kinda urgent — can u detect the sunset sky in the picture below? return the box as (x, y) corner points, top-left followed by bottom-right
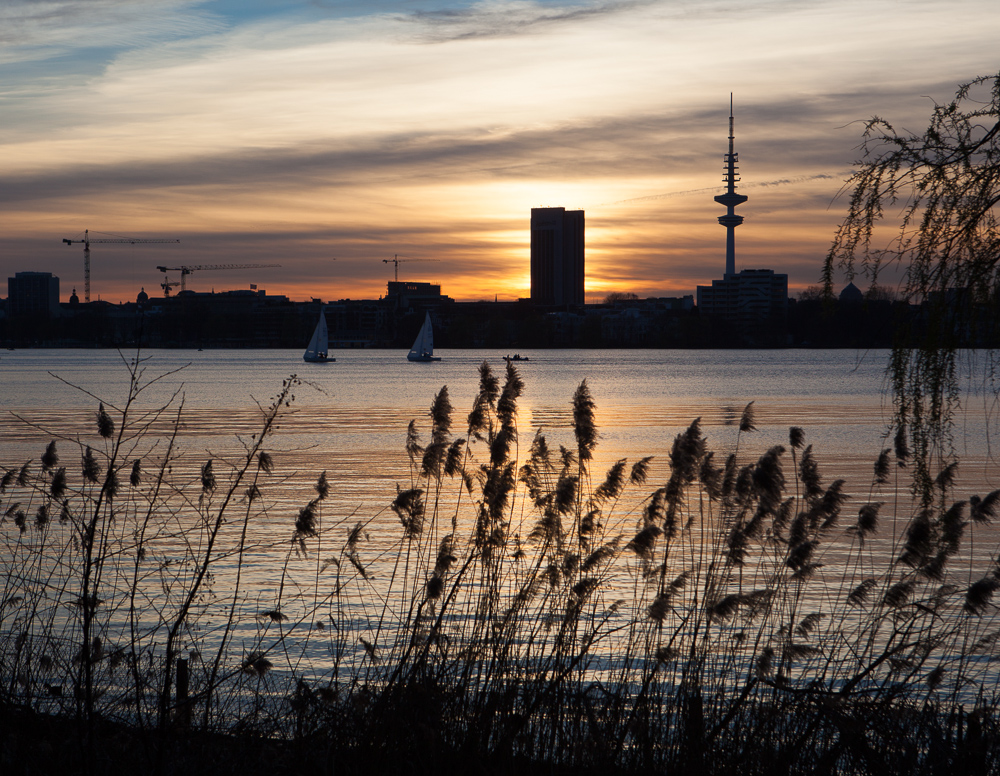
(2, 0), (997, 304)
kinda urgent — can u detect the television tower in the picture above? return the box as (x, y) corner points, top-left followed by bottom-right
(714, 95), (748, 278)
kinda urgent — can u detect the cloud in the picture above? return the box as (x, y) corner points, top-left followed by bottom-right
(0, 94), (858, 212)
(399, 0), (651, 42)
(602, 173), (844, 207)
(0, 1), (221, 59)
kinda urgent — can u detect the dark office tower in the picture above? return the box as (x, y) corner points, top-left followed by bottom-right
(530, 207), (585, 306)
(7, 271), (60, 317)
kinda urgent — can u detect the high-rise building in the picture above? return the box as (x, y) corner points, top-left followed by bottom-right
(697, 268), (788, 327)
(530, 207), (585, 306)
(7, 271), (60, 317)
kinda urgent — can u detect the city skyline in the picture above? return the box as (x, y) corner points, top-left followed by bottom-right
(1, 0), (997, 304)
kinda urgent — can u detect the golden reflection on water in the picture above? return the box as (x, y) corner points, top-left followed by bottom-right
(5, 387), (1000, 689)
(4, 377), (996, 521)
(2, 397), (984, 509)
(6, 396), (996, 567)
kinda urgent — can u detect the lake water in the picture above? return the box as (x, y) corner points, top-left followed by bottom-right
(3, 347), (999, 563)
(2, 347), (994, 490)
(0, 347), (903, 466)
(3, 347), (999, 706)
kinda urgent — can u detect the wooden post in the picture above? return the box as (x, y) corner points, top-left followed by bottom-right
(176, 657), (190, 727)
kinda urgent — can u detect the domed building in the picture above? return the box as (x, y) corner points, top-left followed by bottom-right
(839, 282), (863, 304)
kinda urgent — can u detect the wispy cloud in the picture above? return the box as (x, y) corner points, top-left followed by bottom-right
(0, 1), (222, 58)
(400, 0), (650, 42)
(603, 173), (843, 207)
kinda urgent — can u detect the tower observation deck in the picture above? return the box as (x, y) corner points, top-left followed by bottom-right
(714, 95), (748, 278)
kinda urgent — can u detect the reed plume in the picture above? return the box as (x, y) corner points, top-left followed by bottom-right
(874, 447), (891, 483)
(295, 500), (319, 538)
(315, 471), (329, 500)
(572, 380), (598, 462)
(50, 467), (67, 499)
(855, 502), (882, 539)
(41, 440), (59, 471)
(81, 446), (100, 483)
(392, 487), (426, 537)
(96, 403), (114, 438)
(970, 490), (1000, 523)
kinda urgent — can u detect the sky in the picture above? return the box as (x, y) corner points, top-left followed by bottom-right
(1, 0), (997, 304)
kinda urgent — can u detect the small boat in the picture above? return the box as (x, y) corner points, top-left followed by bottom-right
(407, 311), (441, 362)
(303, 307), (335, 363)
(504, 353), (529, 362)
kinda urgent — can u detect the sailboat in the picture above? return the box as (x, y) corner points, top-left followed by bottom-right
(407, 311), (440, 362)
(303, 307), (335, 363)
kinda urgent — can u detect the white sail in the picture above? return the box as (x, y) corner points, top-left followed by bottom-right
(407, 312), (440, 362)
(303, 308), (334, 362)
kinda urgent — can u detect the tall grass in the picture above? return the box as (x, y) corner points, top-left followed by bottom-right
(2, 357), (1000, 774)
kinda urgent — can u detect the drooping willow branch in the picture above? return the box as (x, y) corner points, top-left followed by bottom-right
(825, 72), (1000, 504)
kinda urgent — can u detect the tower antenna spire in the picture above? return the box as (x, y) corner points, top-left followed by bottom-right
(715, 93), (748, 277)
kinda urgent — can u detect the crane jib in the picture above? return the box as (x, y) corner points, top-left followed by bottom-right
(62, 230), (180, 303)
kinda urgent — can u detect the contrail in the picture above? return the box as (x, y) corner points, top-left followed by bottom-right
(600, 173), (841, 206)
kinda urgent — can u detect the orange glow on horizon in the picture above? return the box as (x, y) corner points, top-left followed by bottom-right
(3, 0), (995, 309)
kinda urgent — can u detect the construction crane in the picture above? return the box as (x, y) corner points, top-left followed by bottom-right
(160, 278), (181, 295)
(383, 255), (439, 281)
(156, 263), (281, 296)
(63, 229), (179, 303)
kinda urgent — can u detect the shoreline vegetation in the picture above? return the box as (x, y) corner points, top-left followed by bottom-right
(3, 356), (1000, 775)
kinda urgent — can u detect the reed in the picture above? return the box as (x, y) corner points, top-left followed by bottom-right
(2, 357), (1000, 775)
